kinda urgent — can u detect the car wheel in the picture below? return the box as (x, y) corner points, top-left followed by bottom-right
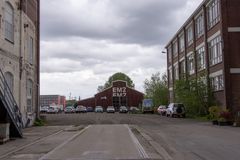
(182, 114), (186, 118)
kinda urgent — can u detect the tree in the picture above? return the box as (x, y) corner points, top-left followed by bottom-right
(174, 76), (216, 116)
(144, 72), (169, 106)
(104, 72), (135, 88)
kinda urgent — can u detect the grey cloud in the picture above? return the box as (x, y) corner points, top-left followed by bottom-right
(41, 0), (202, 46)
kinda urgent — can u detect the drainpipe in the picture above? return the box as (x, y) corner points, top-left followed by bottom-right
(19, 0), (23, 114)
(36, 0), (40, 119)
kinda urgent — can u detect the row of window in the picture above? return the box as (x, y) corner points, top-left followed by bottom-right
(169, 34), (223, 90)
(2, 2), (34, 64)
(168, 0), (220, 62)
(4, 72), (33, 113)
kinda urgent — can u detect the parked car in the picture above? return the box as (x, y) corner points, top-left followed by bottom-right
(119, 106), (128, 113)
(76, 105), (87, 113)
(129, 106), (140, 114)
(166, 103), (186, 118)
(40, 106), (49, 113)
(47, 106), (59, 114)
(106, 106), (115, 113)
(87, 107), (94, 112)
(95, 106), (103, 113)
(157, 105), (167, 116)
(64, 106), (75, 113)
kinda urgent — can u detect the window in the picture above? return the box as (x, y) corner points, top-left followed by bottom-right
(209, 35), (222, 66)
(179, 34), (185, 52)
(187, 26), (193, 46)
(168, 69), (173, 83)
(211, 74), (224, 91)
(207, 0), (220, 29)
(173, 41), (178, 57)
(195, 14), (204, 38)
(4, 72), (14, 92)
(179, 60), (185, 78)
(197, 46), (205, 71)
(28, 36), (34, 64)
(27, 79), (33, 113)
(187, 53), (195, 75)
(173, 64), (179, 80)
(167, 46), (172, 62)
(4, 2), (14, 42)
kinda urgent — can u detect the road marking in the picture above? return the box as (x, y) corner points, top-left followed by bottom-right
(0, 129), (64, 159)
(39, 125), (90, 160)
(125, 125), (149, 159)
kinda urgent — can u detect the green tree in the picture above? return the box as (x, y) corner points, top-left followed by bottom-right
(104, 72), (135, 88)
(174, 76), (215, 116)
(144, 72), (169, 106)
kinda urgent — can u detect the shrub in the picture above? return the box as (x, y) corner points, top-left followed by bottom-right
(34, 118), (46, 126)
(208, 106), (221, 120)
(218, 109), (233, 122)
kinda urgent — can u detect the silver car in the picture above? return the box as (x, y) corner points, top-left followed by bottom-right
(106, 106), (115, 113)
(76, 105), (87, 113)
(64, 106), (75, 113)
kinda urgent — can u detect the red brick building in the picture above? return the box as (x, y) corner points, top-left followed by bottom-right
(78, 80), (144, 111)
(165, 0), (240, 112)
(40, 95), (66, 108)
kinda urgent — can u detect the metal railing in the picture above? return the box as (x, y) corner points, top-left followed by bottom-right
(0, 69), (23, 137)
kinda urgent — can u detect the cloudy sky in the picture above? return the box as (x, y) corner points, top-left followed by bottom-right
(40, 0), (203, 100)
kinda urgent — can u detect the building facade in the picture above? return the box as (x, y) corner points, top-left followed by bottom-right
(78, 80), (144, 111)
(0, 0), (40, 127)
(165, 0), (240, 112)
(40, 95), (66, 109)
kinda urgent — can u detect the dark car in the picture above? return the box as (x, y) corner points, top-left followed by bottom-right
(166, 103), (186, 118)
(87, 107), (94, 112)
(119, 106), (128, 113)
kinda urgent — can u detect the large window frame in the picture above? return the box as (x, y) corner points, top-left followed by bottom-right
(187, 53), (195, 75)
(167, 46), (172, 63)
(28, 36), (34, 64)
(195, 13), (204, 38)
(209, 35), (222, 66)
(27, 79), (33, 113)
(197, 46), (206, 71)
(4, 2), (14, 42)
(187, 26), (193, 46)
(211, 74), (224, 91)
(179, 34), (185, 53)
(207, 0), (220, 29)
(173, 41), (178, 57)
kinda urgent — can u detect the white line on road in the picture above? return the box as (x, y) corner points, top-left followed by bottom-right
(38, 125), (91, 160)
(125, 125), (149, 159)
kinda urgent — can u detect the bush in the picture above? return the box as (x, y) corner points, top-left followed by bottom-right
(34, 118), (46, 126)
(208, 106), (221, 120)
(218, 109), (233, 122)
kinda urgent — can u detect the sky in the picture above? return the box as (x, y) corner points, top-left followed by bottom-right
(40, 0), (203, 100)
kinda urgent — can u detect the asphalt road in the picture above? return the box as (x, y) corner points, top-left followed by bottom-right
(40, 125), (148, 160)
(43, 113), (240, 160)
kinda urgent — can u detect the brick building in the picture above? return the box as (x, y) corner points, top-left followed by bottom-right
(0, 0), (40, 131)
(78, 80), (144, 111)
(165, 0), (240, 112)
(40, 95), (66, 108)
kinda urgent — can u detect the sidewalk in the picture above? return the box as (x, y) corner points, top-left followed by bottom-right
(0, 126), (68, 159)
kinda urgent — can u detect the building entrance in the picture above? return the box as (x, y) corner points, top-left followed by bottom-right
(112, 97), (127, 111)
